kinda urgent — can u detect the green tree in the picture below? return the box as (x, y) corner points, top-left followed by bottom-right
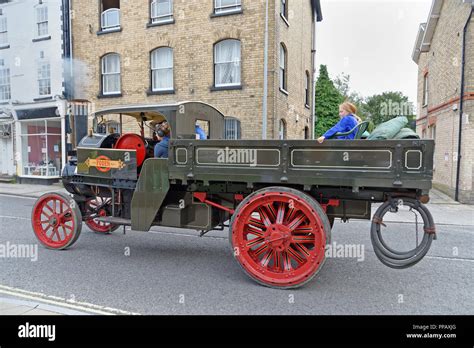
(364, 92), (416, 128)
(334, 73), (368, 120)
(314, 65), (344, 137)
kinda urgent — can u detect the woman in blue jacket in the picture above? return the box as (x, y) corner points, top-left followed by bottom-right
(317, 102), (361, 143)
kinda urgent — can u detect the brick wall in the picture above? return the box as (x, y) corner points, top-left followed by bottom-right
(416, 0), (474, 203)
(71, 0), (315, 140)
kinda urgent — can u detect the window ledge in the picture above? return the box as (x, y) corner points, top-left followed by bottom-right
(0, 101), (10, 105)
(210, 85), (243, 92)
(280, 13), (290, 27)
(33, 96), (53, 101)
(279, 88), (289, 96)
(32, 36), (51, 43)
(0, 44), (10, 50)
(97, 27), (122, 36)
(147, 19), (175, 28)
(97, 93), (123, 99)
(210, 9), (243, 18)
(147, 89), (175, 96)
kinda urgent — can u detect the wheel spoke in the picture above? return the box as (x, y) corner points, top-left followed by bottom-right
(273, 251), (282, 271)
(276, 203), (286, 224)
(284, 207), (297, 225)
(287, 213), (307, 231)
(293, 225), (314, 234)
(253, 243), (269, 257)
(249, 217), (265, 229)
(264, 203), (277, 222)
(292, 235), (315, 244)
(282, 251), (292, 271)
(245, 225), (265, 237)
(260, 250), (273, 267)
(258, 207), (272, 227)
(293, 243), (311, 257)
(288, 246), (306, 264)
(247, 237), (265, 248)
(44, 204), (54, 214)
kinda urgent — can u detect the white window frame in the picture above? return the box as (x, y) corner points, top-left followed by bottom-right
(151, 0), (173, 24)
(36, 6), (49, 38)
(0, 65), (11, 102)
(0, 16), (8, 47)
(101, 8), (121, 31)
(151, 47), (174, 92)
(279, 44), (287, 92)
(101, 54), (121, 95)
(214, 39), (241, 88)
(214, 0), (242, 15)
(422, 73), (428, 107)
(281, 0), (288, 19)
(37, 60), (51, 97)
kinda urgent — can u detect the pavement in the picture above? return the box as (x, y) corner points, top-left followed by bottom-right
(0, 182), (472, 316)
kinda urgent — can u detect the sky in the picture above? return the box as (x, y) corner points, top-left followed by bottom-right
(316, 0), (433, 104)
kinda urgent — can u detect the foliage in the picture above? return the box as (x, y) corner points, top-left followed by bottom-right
(314, 65), (345, 137)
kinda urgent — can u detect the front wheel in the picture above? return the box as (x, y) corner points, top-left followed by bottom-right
(229, 187), (331, 289)
(31, 192), (82, 250)
(85, 197), (120, 234)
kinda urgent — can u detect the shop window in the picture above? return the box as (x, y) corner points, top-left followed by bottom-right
(20, 119), (62, 178)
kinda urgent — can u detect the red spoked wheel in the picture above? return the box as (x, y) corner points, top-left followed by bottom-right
(31, 192), (82, 250)
(230, 187), (331, 289)
(85, 197), (119, 234)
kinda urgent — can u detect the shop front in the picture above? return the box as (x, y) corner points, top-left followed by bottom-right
(15, 106), (66, 184)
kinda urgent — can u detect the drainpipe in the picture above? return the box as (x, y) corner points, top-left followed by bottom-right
(262, 0), (269, 140)
(311, 11), (317, 140)
(455, 6), (474, 202)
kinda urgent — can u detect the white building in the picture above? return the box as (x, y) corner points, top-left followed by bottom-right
(0, 0), (71, 183)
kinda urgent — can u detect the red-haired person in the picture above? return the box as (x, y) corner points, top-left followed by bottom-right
(317, 102), (362, 143)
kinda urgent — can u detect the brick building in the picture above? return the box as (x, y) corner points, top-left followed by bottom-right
(413, 0), (474, 204)
(70, 0), (323, 140)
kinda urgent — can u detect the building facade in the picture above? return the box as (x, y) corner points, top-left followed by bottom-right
(70, 0), (323, 140)
(0, 0), (71, 183)
(413, 0), (474, 204)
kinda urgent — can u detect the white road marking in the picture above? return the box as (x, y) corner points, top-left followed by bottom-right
(0, 194), (37, 200)
(0, 285), (141, 316)
(425, 255), (474, 263)
(0, 216), (30, 221)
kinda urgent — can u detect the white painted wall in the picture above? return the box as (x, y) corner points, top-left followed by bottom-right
(0, 0), (65, 103)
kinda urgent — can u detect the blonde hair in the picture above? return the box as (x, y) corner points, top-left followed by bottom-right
(340, 101), (362, 123)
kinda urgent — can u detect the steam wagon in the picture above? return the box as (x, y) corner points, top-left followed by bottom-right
(31, 102), (436, 289)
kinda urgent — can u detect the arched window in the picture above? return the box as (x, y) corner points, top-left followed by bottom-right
(279, 119), (287, 140)
(151, 47), (174, 92)
(279, 43), (287, 92)
(100, 0), (121, 31)
(214, 39), (241, 88)
(101, 53), (121, 95)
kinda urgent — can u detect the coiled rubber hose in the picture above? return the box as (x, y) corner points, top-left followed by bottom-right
(371, 198), (436, 269)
